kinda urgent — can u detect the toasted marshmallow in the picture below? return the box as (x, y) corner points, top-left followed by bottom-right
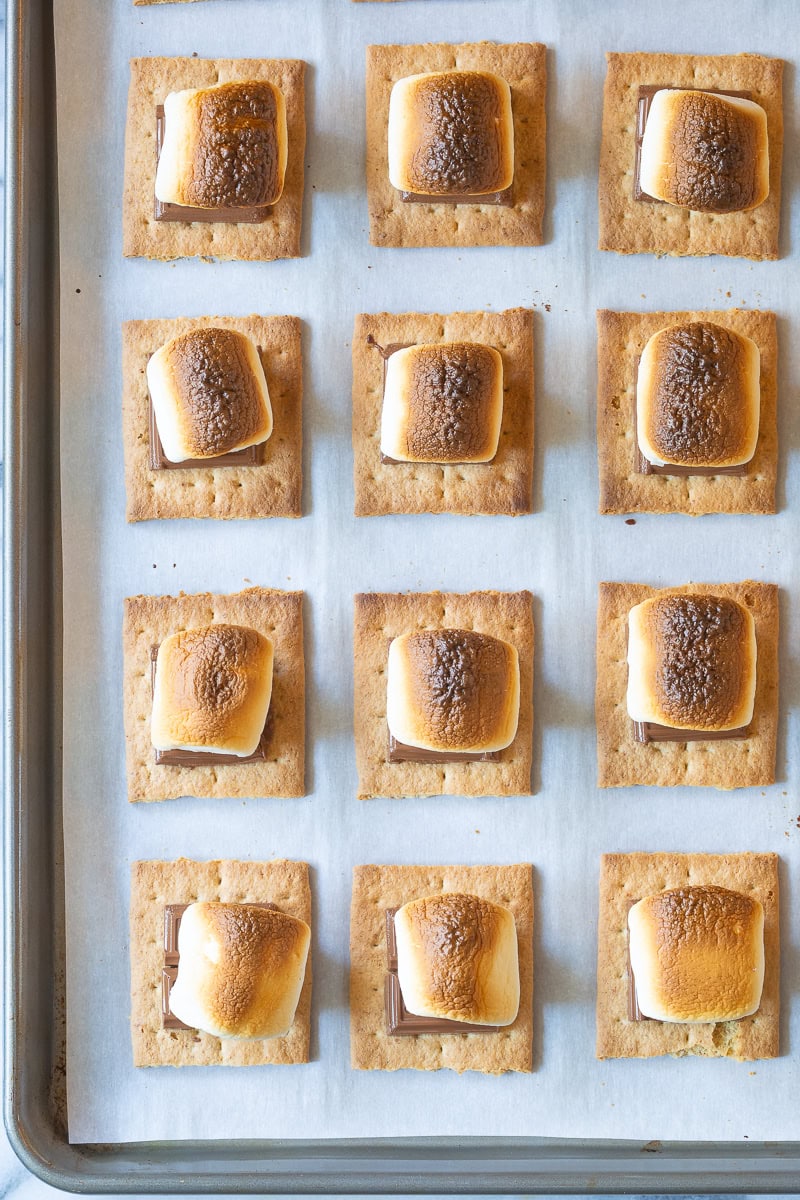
(151, 624), (273, 756)
(395, 892), (519, 1025)
(627, 594), (756, 731)
(639, 89), (769, 213)
(147, 328), (273, 463)
(637, 322), (760, 468)
(387, 629), (519, 753)
(388, 70), (514, 196)
(155, 80), (288, 209)
(169, 902), (310, 1039)
(380, 342), (503, 463)
(629, 886), (764, 1023)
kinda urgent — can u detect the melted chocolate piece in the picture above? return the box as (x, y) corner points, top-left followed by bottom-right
(148, 397), (265, 471)
(388, 732), (499, 764)
(401, 187), (512, 207)
(149, 644), (270, 766)
(633, 719), (751, 745)
(154, 106), (274, 224)
(384, 907), (500, 1036)
(367, 336), (497, 467)
(634, 85), (752, 204)
(162, 901), (276, 1030)
(632, 351), (753, 477)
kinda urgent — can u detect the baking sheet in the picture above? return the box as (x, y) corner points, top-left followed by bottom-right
(57, 0), (800, 1145)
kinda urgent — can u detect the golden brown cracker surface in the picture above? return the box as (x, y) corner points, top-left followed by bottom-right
(597, 309), (777, 515)
(353, 308), (534, 515)
(596, 851), (779, 1060)
(130, 858), (311, 1066)
(354, 591), (533, 798)
(599, 52), (783, 259)
(123, 58), (305, 261)
(596, 581), (778, 789)
(123, 588), (305, 801)
(350, 862), (533, 1072)
(366, 42), (546, 248)
(123, 314), (303, 522)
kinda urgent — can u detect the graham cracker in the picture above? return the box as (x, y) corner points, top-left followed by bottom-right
(350, 862), (533, 1072)
(354, 591), (533, 798)
(596, 851), (779, 1060)
(599, 52), (783, 259)
(353, 309), (534, 516)
(130, 858), (311, 1067)
(122, 315), (303, 522)
(123, 58), (306, 261)
(123, 587), (305, 801)
(597, 309), (777, 515)
(366, 42), (546, 248)
(596, 581), (778, 789)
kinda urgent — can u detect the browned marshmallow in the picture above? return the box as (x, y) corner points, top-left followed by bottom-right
(637, 322), (760, 468)
(386, 629), (519, 753)
(639, 89), (769, 213)
(628, 886), (764, 1022)
(394, 892), (519, 1025)
(151, 624), (274, 756)
(627, 594), (756, 731)
(388, 70), (514, 196)
(155, 80), (288, 209)
(169, 902), (310, 1039)
(381, 342), (503, 463)
(147, 328), (273, 462)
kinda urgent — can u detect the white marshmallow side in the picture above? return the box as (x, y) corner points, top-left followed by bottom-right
(154, 89), (197, 205)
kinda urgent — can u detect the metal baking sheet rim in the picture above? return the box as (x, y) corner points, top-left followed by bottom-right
(4, 0), (800, 1192)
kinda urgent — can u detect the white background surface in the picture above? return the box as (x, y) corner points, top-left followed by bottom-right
(47, 0), (800, 1161)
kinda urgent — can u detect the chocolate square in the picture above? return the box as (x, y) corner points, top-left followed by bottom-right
(147, 393), (265, 471)
(387, 731), (499, 765)
(400, 186), (513, 207)
(383, 907), (500, 1036)
(633, 86), (752, 203)
(154, 106), (273, 225)
(149, 644), (271, 766)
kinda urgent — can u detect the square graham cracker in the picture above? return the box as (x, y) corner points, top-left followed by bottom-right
(596, 581), (778, 790)
(130, 858), (312, 1066)
(596, 851), (779, 1060)
(353, 308), (534, 516)
(354, 590), (533, 798)
(123, 58), (306, 261)
(598, 52), (783, 259)
(122, 315), (303, 521)
(597, 309), (777, 515)
(123, 587), (305, 802)
(350, 862), (533, 1072)
(366, 42), (546, 248)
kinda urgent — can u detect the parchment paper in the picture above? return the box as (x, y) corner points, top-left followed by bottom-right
(57, 0), (800, 1144)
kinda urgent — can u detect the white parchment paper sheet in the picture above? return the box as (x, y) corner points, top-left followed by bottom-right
(57, 0), (800, 1145)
